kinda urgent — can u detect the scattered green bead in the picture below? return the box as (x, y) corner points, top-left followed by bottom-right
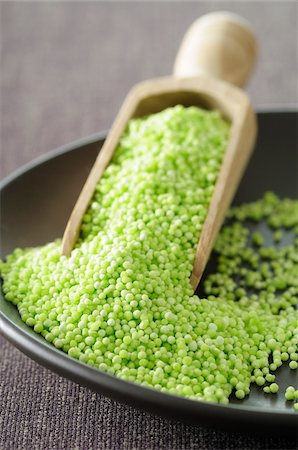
(289, 361), (298, 370)
(285, 386), (296, 401)
(252, 232), (264, 247)
(269, 383), (279, 394)
(256, 376), (266, 386)
(235, 389), (245, 400)
(265, 374), (275, 383)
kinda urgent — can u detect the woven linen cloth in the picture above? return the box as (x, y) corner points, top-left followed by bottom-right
(1, 336), (297, 450)
(1, 2), (297, 449)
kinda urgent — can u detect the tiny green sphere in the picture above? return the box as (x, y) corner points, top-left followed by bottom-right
(265, 374), (275, 383)
(289, 361), (298, 370)
(235, 390), (245, 400)
(68, 347), (80, 358)
(285, 386), (295, 401)
(34, 323), (43, 333)
(256, 376), (265, 387)
(269, 383), (279, 394)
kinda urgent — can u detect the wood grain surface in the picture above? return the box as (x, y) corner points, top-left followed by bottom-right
(1, 1), (297, 179)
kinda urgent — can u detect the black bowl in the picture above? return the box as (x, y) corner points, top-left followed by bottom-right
(1, 111), (297, 434)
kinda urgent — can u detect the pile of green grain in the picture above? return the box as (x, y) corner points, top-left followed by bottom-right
(1, 106), (297, 407)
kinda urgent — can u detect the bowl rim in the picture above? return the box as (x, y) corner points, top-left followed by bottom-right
(1, 108), (297, 189)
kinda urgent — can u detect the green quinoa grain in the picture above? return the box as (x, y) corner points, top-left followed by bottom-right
(289, 361), (298, 370)
(252, 232), (264, 247)
(256, 376), (266, 386)
(269, 383), (279, 394)
(285, 386), (296, 401)
(0, 106), (297, 406)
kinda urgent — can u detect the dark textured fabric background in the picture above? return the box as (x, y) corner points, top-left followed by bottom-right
(0, 1), (297, 449)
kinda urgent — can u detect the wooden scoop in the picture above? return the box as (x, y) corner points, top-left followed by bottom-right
(62, 12), (257, 291)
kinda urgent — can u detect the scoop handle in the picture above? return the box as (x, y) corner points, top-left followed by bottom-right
(173, 12), (257, 88)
